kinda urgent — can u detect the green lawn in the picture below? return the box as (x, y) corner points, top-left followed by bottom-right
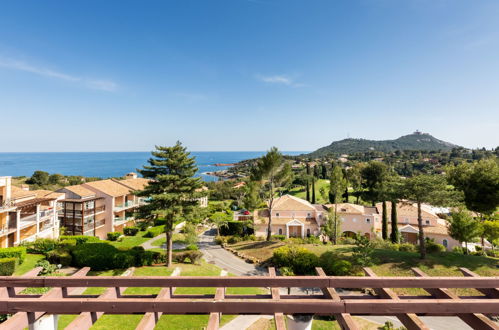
(108, 231), (151, 249)
(151, 233), (186, 247)
(288, 179), (330, 204)
(14, 254), (45, 275)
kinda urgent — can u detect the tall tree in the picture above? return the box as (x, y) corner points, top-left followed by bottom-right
(251, 147), (292, 241)
(136, 142), (205, 267)
(321, 164), (328, 180)
(447, 158), (499, 247)
(348, 164), (364, 204)
(311, 178), (316, 204)
(401, 175), (455, 259)
(328, 166), (347, 244)
(447, 208), (481, 254)
(305, 162), (311, 202)
(390, 201), (399, 243)
(361, 162), (388, 206)
(381, 201), (388, 240)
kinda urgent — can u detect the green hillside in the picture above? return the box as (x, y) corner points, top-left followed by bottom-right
(306, 131), (459, 157)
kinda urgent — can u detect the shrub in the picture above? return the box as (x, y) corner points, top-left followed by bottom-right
(0, 258), (16, 276)
(318, 251), (353, 275)
(25, 238), (58, 254)
(214, 236), (227, 245)
(172, 250), (202, 264)
(58, 239), (77, 249)
(46, 249), (72, 267)
(485, 250), (498, 257)
(144, 225), (165, 238)
(153, 219), (166, 226)
(305, 236), (321, 244)
(186, 244), (199, 251)
(136, 221), (150, 231)
(59, 235), (100, 245)
(352, 235), (374, 267)
(398, 243), (416, 252)
(227, 236), (242, 244)
(337, 237), (356, 245)
(123, 226), (139, 236)
(272, 245), (319, 275)
(107, 232), (121, 241)
(272, 235), (286, 241)
(71, 243), (137, 270)
(452, 246), (465, 254)
(0, 247), (26, 264)
(426, 242), (446, 254)
(112, 252), (135, 269)
(35, 259), (57, 275)
(219, 221), (253, 236)
(246, 234), (256, 241)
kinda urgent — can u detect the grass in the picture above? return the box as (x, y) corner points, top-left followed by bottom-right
(151, 233), (186, 247)
(108, 231), (151, 249)
(288, 179), (330, 204)
(14, 254), (45, 275)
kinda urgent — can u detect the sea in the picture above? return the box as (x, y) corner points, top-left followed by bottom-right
(0, 151), (306, 182)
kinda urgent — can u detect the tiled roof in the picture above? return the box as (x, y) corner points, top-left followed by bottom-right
(115, 178), (150, 191)
(324, 203), (367, 215)
(255, 216), (318, 226)
(271, 195), (316, 211)
(11, 186), (36, 200)
(84, 180), (131, 197)
(61, 185), (96, 198)
(376, 202), (439, 220)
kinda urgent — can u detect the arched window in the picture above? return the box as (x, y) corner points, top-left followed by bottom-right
(278, 228), (283, 235)
(443, 239), (448, 248)
(307, 228), (311, 237)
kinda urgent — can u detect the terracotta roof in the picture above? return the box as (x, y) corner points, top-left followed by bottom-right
(11, 186), (36, 200)
(31, 190), (64, 199)
(60, 185), (96, 198)
(324, 203), (367, 215)
(255, 216), (318, 226)
(84, 179), (131, 197)
(270, 195), (316, 211)
(376, 202), (439, 220)
(115, 178), (150, 191)
(398, 223), (449, 236)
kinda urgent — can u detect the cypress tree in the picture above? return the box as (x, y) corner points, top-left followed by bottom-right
(136, 142), (205, 267)
(321, 164), (327, 179)
(312, 178), (316, 204)
(382, 200), (388, 240)
(305, 163), (311, 202)
(390, 200), (399, 243)
(306, 181), (310, 202)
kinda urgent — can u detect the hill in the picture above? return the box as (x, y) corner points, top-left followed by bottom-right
(306, 131), (460, 157)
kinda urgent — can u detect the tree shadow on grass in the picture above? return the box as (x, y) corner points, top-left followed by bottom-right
(234, 241), (283, 251)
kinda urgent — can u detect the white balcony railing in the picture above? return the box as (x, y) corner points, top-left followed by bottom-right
(114, 200), (139, 212)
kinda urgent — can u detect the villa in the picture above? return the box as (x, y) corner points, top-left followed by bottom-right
(0, 176), (61, 247)
(253, 194), (459, 250)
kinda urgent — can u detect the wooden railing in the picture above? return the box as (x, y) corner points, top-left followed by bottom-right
(0, 267), (497, 330)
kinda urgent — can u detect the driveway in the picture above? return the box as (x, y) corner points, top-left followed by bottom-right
(198, 229), (478, 330)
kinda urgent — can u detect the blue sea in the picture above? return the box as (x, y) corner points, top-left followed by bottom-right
(0, 152), (305, 182)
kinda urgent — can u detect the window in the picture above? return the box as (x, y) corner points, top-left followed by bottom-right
(405, 218), (409, 224)
(352, 218), (357, 223)
(443, 239), (448, 248)
(307, 229), (311, 237)
(366, 218), (370, 223)
(276, 213), (280, 217)
(307, 213), (311, 217)
(278, 228), (283, 235)
(425, 220), (430, 225)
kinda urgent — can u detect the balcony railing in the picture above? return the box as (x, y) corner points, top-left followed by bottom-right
(114, 216), (134, 224)
(0, 199), (15, 211)
(20, 214), (37, 223)
(114, 201), (138, 212)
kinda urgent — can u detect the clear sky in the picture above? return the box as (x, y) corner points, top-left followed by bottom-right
(0, 0), (498, 152)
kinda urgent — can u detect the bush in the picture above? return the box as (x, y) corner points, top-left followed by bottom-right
(172, 250), (202, 264)
(123, 226), (139, 236)
(452, 246), (465, 254)
(305, 236), (321, 244)
(0, 247), (26, 264)
(272, 235), (286, 241)
(25, 238), (58, 254)
(144, 225), (165, 238)
(35, 259), (57, 275)
(272, 245), (319, 275)
(107, 232), (121, 241)
(153, 219), (166, 226)
(214, 236), (227, 245)
(398, 243), (416, 252)
(186, 244), (199, 251)
(426, 242), (446, 254)
(227, 236), (242, 244)
(46, 249), (72, 267)
(136, 221), (150, 231)
(219, 221), (253, 236)
(318, 251), (353, 275)
(246, 234), (256, 241)
(485, 250), (498, 257)
(58, 239), (77, 250)
(59, 235), (100, 245)
(337, 237), (356, 245)
(0, 258), (16, 276)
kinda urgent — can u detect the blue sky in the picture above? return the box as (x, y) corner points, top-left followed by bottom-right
(0, 0), (498, 151)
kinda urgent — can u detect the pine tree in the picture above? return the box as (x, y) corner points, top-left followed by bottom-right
(311, 178), (316, 204)
(136, 142), (205, 267)
(381, 201), (388, 240)
(390, 200), (399, 243)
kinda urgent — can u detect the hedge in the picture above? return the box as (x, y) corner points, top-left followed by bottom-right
(219, 221), (253, 236)
(272, 245), (318, 275)
(124, 227), (139, 236)
(172, 250), (202, 264)
(107, 232), (121, 241)
(25, 238), (58, 254)
(59, 235), (100, 244)
(0, 247), (26, 264)
(0, 258), (16, 276)
(71, 243), (157, 270)
(46, 249), (72, 267)
(318, 251), (352, 275)
(144, 225), (165, 238)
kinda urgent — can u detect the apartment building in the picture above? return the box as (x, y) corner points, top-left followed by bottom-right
(0, 176), (61, 247)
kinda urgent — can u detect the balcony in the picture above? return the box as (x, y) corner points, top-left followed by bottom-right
(114, 201), (139, 212)
(0, 199), (15, 212)
(114, 216), (134, 225)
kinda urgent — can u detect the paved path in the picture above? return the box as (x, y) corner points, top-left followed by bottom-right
(140, 221), (186, 250)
